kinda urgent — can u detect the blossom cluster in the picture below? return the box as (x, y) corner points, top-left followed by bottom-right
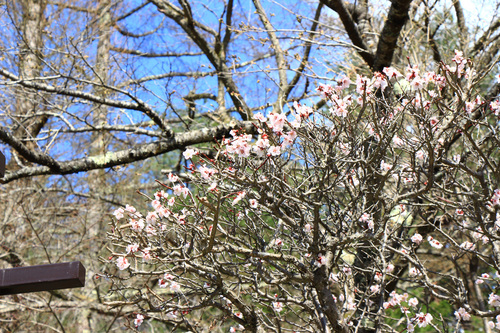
(104, 51), (500, 332)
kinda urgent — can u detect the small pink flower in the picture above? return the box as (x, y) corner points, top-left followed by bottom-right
(254, 112), (267, 122)
(268, 145), (281, 156)
(408, 297), (418, 308)
(134, 314), (144, 327)
(125, 204), (136, 214)
(370, 284), (380, 294)
(411, 233), (423, 245)
(409, 267), (421, 277)
(454, 307), (471, 321)
(428, 236), (443, 249)
(183, 148), (197, 159)
(113, 208), (124, 220)
(414, 312), (433, 328)
(170, 281), (181, 293)
(393, 135), (404, 147)
(130, 219), (145, 232)
(163, 273), (175, 280)
(267, 113), (287, 133)
(208, 182), (217, 192)
(168, 173), (179, 182)
(343, 266), (352, 275)
(315, 253), (327, 267)
(460, 241), (475, 251)
(126, 243), (139, 254)
(116, 257), (130, 270)
(249, 199), (258, 208)
(232, 191), (246, 206)
(489, 293), (500, 307)
(383, 67), (402, 79)
(146, 211), (158, 224)
(142, 248), (152, 261)
(273, 301), (283, 313)
(380, 160), (392, 171)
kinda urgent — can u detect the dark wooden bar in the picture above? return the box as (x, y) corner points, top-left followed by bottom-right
(0, 261), (86, 295)
(0, 151), (5, 177)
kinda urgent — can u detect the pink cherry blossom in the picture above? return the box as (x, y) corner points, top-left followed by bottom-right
(199, 165), (218, 180)
(392, 135), (404, 147)
(380, 160), (392, 172)
(274, 238), (283, 248)
(489, 293), (500, 307)
(428, 236), (443, 249)
(158, 278), (168, 288)
(293, 101), (313, 119)
(460, 241), (475, 251)
(168, 172), (179, 182)
(146, 211), (158, 224)
(249, 199), (258, 208)
(170, 281), (181, 293)
(232, 191), (246, 206)
(254, 112), (267, 122)
(126, 243), (139, 254)
(130, 219), (145, 231)
(406, 65), (420, 81)
(268, 145), (281, 156)
(383, 67), (402, 79)
(208, 182), (217, 192)
(134, 314), (144, 328)
(414, 312), (433, 328)
(411, 233), (423, 245)
(125, 205), (137, 215)
(273, 301), (283, 313)
(116, 257), (130, 270)
(113, 207), (124, 220)
(454, 307), (471, 321)
(316, 83), (335, 99)
(183, 148), (197, 160)
(408, 297), (418, 308)
(409, 267), (422, 277)
(267, 113), (287, 133)
(315, 253), (327, 267)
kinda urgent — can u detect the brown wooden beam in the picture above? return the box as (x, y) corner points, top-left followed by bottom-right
(0, 151), (5, 177)
(0, 261), (86, 295)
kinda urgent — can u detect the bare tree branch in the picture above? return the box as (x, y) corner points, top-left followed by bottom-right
(150, 0), (251, 119)
(373, 0), (413, 72)
(320, 0), (375, 68)
(253, 0), (289, 112)
(0, 68), (173, 135)
(284, 2), (324, 100)
(1, 121), (256, 182)
(453, 0), (467, 51)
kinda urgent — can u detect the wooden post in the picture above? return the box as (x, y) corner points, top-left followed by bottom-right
(0, 261), (86, 295)
(0, 151), (86, 295)
(0, 151), (5, 178)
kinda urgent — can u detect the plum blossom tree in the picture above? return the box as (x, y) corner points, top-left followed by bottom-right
(104, 52), (500, 332)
